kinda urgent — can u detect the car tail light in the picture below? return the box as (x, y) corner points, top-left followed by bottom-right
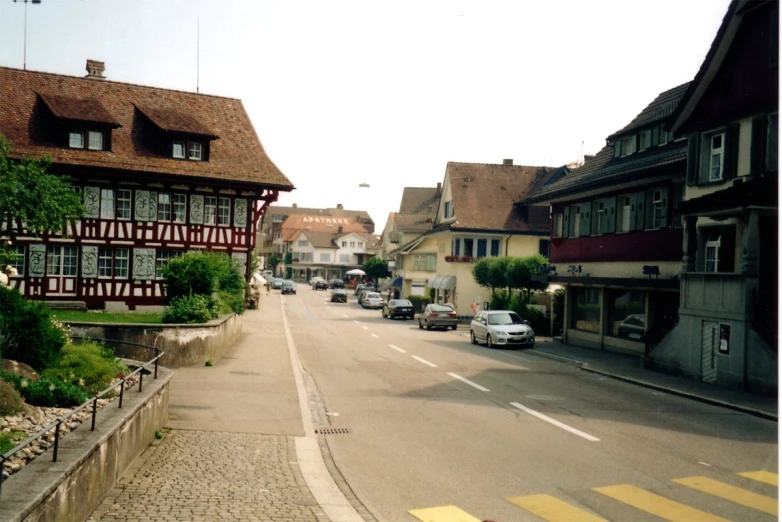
(428, 313), (438, 317)
(448, 312), (457, 317)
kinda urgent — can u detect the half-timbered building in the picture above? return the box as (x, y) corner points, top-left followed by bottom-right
(0, 61), (294, 310)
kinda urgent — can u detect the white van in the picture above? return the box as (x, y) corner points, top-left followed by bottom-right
(262, 269), (274, 280)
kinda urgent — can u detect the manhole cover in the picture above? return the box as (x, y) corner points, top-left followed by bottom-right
(314, 428), (351, 435)
(524, 394), (564, 401)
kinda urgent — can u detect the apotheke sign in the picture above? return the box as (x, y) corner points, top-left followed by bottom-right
(301, 216), (350, 225)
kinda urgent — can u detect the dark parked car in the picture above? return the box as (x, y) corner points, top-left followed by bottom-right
(329, 279), (345, 289)
(382, 299), (415, 320)
(313, 280), (329, 290)
(281, 280), (296, 294)
(418, 304), (458, 330)
(617, 314), (646, 340)
(330, 289), (348, 303)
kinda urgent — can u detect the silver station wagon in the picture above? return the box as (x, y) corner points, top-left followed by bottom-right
(470, 310), (535, 348)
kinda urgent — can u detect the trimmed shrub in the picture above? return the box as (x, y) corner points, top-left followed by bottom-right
(0, 379), (26, 416)
(162, 295), (219, 324)
(489, 291), (511, 311)
(0, 286), (67, 370)
(41, 340), (128, 395)
(407, 296), (431, 313)
(0, 371), (88, 407)
(218, 290), (245, 315)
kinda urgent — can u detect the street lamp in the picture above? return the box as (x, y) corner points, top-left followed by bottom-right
(13, 0), (41, 71)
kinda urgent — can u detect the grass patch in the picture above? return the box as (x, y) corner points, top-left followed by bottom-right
(205, 360), (214, 367)
(52, 311), (164, 324)
(0, 431), (26, 455)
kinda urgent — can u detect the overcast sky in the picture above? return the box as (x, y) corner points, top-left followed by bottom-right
(0, 0), (731, 231)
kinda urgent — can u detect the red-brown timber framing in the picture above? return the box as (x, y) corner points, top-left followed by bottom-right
(0, 64), (294, 310)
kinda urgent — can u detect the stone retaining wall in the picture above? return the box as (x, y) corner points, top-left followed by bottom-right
(67, 313), (242, 368)
(0, 368), (172, 522)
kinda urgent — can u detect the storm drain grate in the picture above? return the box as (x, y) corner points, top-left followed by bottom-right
(315, 428), (351, 435)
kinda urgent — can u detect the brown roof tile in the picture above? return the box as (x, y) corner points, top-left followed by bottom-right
(38, 93), (120, 126)
(0, 66), (293, 188)
(135, 104), (216, 137)
(399, 187), (440, 215)
(607, 82), (691, 140)
(395, 213), (433, 232)
(300, 231), (338, 249)
(281, 214), (369, 235)
(445, 162), (556, 232)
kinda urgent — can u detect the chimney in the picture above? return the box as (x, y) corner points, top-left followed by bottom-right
(337, 203), (344, 210)
(338, 226), (343, 234)
(85, 60), (106, 80)
(436, 182), (442, 194)
(503, 159), (513, 166)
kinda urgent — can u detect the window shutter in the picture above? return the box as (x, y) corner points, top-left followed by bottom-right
(613, 142), (621, 158)
(190, 194), (204, 225)
(148, 192), (158, 222)
(750, 116), (768, 175)
(83, 186), (100, 218)
(132, 248), (156, 280)
(723, 123), (740, 180)
(651, 126), (660, 147)
(603, 197), (616, 234)
(580, 206), (591, 236)
(660, 189), (669, 228)
(134, 191), (149, 222)
(634, 192), (645, 231)
(234, 198), (248, 228)
(686, 134), (700, 186)
(563, 209), (570, 238)
(81, 246), (98, 278)
(28, 244), (46, 277)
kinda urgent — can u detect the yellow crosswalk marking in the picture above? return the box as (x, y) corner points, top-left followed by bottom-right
(593, 484), (729, 522)
(673, 475), (778, 516)
(408, 505), (482, 522)
(507, 493), (607, 521)
(738, 470), (779, 486)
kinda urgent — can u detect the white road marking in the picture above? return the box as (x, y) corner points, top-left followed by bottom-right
(327, 412), (339, 417)
(699, 461), (712, 467)
(343, 314), (349, 318)
(362, 326), (368, 330)
(389, 344), (407, 353)
(353, 320), (360, 324)
(510, 402), (600, 442)
(411, 356), (438, 368)
(370, 333), (379, 338)
(447, 373), (490, 392)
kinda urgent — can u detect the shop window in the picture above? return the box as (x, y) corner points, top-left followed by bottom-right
(571, 287), (601, 333)
(608, 289), (646, 339)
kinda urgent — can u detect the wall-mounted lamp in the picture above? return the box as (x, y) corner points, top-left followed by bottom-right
(643, 265), (660, 278)
(567, 265), (582, 274)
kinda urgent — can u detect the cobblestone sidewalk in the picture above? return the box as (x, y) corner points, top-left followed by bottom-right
(88, 430), (329, 522)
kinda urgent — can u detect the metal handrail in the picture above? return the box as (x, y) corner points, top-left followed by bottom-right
(0, 337), (164, 500)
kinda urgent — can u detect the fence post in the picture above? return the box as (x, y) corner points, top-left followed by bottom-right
(139, 371), (143, 393)
(52, 420), (61, 462)
(0, 454), (5, 500)
(154, 348), (160, 379)
(119, 379), (125, 408)
(91, 397), (98, 431)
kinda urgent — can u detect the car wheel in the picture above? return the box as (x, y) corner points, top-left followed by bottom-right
(470, 331), (477, 344)
(451, 324), (457, 330)
(418, 320), (423, 329)
(486, 334), (493, 348)
(426, 321), (432, 331)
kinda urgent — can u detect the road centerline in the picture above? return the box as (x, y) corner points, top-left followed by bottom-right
(447, 372), (490, 392)
(389, 344), (407, 353)
(510, 402), (600, 442)
(370, 333), (379, 339)
(411, 355), (438, 368)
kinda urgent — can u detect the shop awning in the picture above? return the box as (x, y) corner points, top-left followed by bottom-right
(427, 275), (456, 290)
(391, 276), (403, 287)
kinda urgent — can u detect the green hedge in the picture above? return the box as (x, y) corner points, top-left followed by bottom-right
(0, 286), (67, 370)
(407, 296), (431, 313)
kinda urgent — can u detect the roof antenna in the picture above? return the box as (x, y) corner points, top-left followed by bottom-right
(196, 18), (200, 93)
(579, 140), (584, 165)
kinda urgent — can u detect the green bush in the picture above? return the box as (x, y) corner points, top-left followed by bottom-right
(162, 295), (219, 324)
(0, 286), (67, 370)
(218, 290), (245, 315)
(41, 340), (128, 395)
(0, 371), (88, 407)
(0, 380), (25, 416)
(489, 290), (511, 311)
(407, 296), (431, 313)
(161, 252), (245, 319)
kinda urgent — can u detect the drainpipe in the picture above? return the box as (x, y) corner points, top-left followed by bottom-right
(504, 234), (512, 255)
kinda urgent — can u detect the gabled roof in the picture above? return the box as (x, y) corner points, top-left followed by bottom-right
(444, 162), (556, 232)
(135, 104), (218, 138)
(399, 187), (440, 215)
(265, 205), (374, 225)
(395, 213), (433, 232)
(280, 214), (368, 234)
(300, 231), (338, 249)
(607, 83), (691, 140)
(0, 66), (292, 188)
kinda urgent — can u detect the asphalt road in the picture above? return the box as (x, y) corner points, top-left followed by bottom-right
(287, 284), (778, 522)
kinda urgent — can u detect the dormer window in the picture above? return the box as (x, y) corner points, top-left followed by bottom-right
(69, 131), (84, 148)
(135, 105), (217, 162)
(68, 130), (105, 150)
(617, 136), (636, 157)
(189, 142), (203, 160)
(172, 141), (185, 159)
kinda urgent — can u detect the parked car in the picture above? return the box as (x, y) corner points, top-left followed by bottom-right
(329, 279), (345, 289)
(382, 299), (415, 320)
(310, 276), (326, 289)
(617, 314), (646, 340)
(356, 288), (374, 303)
(470, 310), (534, 348)
(418, 304), (458, 330)
(354, 284), (371, 295)
(262, 270), (274, 280)
(281, 280), (297, 295)
(360, 292), (385, 309)
(330, 289), (348, 303)
(272, 278), (283, 290)
(313, 280), (329, 290)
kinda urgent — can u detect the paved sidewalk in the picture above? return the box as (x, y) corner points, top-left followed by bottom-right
(88, 292), (331, 522)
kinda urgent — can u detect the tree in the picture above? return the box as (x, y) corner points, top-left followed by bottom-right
(0, 135), (84, 238)
(507, 254), (549, 302)
(267, 253), (281, 273)
(362, 257), (390, 285)
(473, 257), (510, 294)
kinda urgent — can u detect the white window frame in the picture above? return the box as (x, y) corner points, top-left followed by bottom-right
(594, 202), (604, 235)
(341, 241), (347, 247)
(319, 253), (331, 262)
(188, 142), (203, 161)
(339, 254), (350, 263)
(117, 189), (132, 220)
(619, 136), (636, 157)
(69, 131), (84, 148)
(88, 131), (103, 150)
(553, 213), (563, 238)
(172, 141), (185, 159)
(619, 196), (632, 233)
(412, 254), (436, 271)
(157, 193), (171, 221)
(297, 239), (309, 247)
(705, 236), (721, 273)
(350, 241), (356, 248)
(173, 193), (187, 223)
(8, 245), (25, 276)
(272, 214), (284, 223)
(217, 197), (231, 226)
(100, 189), (114, 219)
(651, 189), (665, 229)
(709, 132), (725, 181)
(204, 196), (217, 225)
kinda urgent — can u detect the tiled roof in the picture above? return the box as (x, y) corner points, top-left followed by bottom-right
(135, 105), (217, 138)
(526, 142), (687, 203)
(300, 231), (337, 249)
(0, 66), (293, 188)
(264, 205), (373, 224)
(607, 82), (691, 140)
(445, 162), (556, 232)
(38, 93), (120, 126)
(399, 187), (440, 215)
(395, 213), (433, 232)
(281, 214), (369, 234)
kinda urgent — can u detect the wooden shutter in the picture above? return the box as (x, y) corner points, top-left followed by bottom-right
(234, 198), (248, 228)
(750, 115), (768, 175)
(190, 194), (204, 225)
(134, 191), (150, 222)
(651, 126), (660, 147)
(563, 208), (571, 238)
(686, 134), (700, 186)
(603, 197), (616, 234)
(613, 142), (621, 158)
(148, 192), (158, 222)
(81, 246), (98, 278)
(660, 188), (669, 228)
(83, 187), (100, 218)
(580, 205), (591, 236)
(723, 123), (740, 180)
(634, 192), (645, 231)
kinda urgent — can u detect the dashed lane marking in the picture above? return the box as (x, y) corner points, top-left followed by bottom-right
(411, 355), (438, 368)
(510, 402), (600, 442)
(370, 333), (378, 339)
(447, 372), (489, 392)
(389, 344), (407, 353)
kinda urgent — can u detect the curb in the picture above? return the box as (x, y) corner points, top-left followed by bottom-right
(529, 349), (778, 423)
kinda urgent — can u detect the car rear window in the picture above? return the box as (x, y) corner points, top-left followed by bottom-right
(430, 305), (454, 312)
(365, 292), (380, 298)
(393, 300), (412, 306)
